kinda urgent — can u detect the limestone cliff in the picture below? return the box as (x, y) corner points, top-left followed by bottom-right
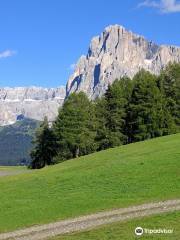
(0, 86), (65, 125)
(67, 25), (180, 99)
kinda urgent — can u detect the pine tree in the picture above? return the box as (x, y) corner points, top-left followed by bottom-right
(29, 117), (58, 169)
(94, 97), (109, 150)
(160, 63), (180, 132)
(127, 70), (164, 142)
(53, 92), (96, 161)
(156, 77), (176, 136)
(104, 77), (132, 147)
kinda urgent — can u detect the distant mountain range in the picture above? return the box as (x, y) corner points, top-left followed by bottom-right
(0, 86), (65, 126)
(1, 24), (180, 126)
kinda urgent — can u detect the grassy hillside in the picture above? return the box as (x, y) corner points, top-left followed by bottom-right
(53, 211), (180, 240)
(0, 133), (179, 232)
(0, 119), (39, 165)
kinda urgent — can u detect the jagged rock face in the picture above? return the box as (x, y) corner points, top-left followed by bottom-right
(0, 86), (65, 126)
(67, 25), (180, 99)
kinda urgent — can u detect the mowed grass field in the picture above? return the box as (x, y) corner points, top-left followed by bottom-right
(0, 134), (180, 233)
(52, 211), (180, 240)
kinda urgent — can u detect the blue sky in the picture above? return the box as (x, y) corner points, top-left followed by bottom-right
(0, 0), (180, 87)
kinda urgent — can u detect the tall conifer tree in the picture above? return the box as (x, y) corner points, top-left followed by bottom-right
(160, 63), (180, 131)
(53, 92), (96, 160)
(127, 70), (164, 142)
(97, 77), (133, 148)
(30, 117), (58, 169)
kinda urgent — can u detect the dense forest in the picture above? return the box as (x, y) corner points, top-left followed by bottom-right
(0, 119), (39, 166)
(30, 63), (180, 169)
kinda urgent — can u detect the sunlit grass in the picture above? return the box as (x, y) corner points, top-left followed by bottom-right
(0, 133), (179, 233)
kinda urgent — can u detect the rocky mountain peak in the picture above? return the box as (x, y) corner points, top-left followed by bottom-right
(66, 24), (180, 99)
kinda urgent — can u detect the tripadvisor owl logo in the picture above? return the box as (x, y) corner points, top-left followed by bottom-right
(135, 227), (144, 236)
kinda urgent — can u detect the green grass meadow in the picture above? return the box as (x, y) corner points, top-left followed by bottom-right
(0, 134), (180, 233)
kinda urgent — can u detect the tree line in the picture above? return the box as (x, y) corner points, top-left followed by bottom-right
(30, 63), (180, 169)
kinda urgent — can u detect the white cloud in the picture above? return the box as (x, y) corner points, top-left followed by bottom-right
(138, 0), (160, 8)
(138, 0), (180, 13)
(0, 50), (17, 59)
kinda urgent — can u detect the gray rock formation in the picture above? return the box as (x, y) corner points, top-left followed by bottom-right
(67, 24), (180, 99)
(0, 86), (65, 126)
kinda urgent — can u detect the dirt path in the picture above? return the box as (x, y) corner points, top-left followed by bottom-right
(0, 199), (180, 240)
(0, 170), (28, 177)
(0, 171), (13, 177)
